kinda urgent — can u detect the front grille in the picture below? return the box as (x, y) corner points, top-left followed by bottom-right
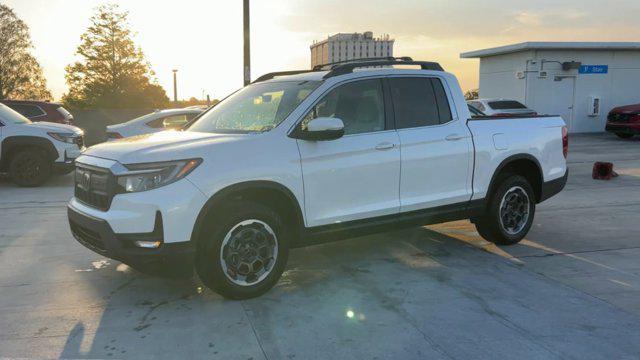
(608, 113), (630, 123)
(70, 221), (107, 253)
(74, 135), (84, 148)
(75, 164), (116, 211)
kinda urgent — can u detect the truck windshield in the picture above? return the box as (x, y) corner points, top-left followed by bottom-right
(187, 80), (321, 134)
(0, 103), (32, 124)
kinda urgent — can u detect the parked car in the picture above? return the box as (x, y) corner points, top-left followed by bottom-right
(605, 103), (640, 138)
(0, 100), (75, 125)
(467, 99), (537, 117)
(105, 108), (205, 140)
(67, 58), (568, 299)
(0, 103), (84, 186)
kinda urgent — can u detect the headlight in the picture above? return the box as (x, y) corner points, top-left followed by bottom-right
(116, 159), (202, 193)
(48, 132), (77, 144)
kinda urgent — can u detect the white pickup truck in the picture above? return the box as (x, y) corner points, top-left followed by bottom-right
(1, 103), (84, 186)
(67, 58), (568, 299)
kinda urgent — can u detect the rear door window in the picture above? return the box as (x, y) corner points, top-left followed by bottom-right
(388, 77), (439, 128)
(431, 78), (453, 124)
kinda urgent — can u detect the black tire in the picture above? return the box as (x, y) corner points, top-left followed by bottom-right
(615, 133), (634, 139)
(475, 175), (535, 245)
(195, 200), (290, 299)
(8, 148), (52, 187)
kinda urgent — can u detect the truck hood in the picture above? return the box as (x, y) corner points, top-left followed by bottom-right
(83, 130), (247, 164)
(25, 121), (83, 135)
(610, 103), (640, 114)
(106, 123), (126, 131)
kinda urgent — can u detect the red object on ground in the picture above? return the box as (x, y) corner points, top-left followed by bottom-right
(592, 162), (617, 180)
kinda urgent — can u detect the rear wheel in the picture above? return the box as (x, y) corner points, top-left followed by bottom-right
(615, 132), (634, 139)
(475, 175), (535, 245)
(8, 148), (51, 187)
(195, 200), (289, 299)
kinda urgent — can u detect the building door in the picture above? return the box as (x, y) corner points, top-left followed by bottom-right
(550, 76), (576, 130)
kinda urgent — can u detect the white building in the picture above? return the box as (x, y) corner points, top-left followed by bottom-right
(310, 31), (394, 69)
(461, 42), (640, 132)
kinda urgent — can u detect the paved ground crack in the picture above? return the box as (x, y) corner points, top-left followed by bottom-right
(240, 301), (270, 360)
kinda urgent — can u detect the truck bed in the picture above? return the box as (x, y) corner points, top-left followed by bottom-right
(466, 115), (567, 201)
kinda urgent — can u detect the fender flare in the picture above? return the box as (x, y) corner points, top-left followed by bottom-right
(1, 136), (58, 168)
(485, 153), (543, 202)
(190, 180), (305, 245)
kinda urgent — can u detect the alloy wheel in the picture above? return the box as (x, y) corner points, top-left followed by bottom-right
(219, 219), (278, 286)
(498, 186), (530, 235)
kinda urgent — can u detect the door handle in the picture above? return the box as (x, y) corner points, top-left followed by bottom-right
(375, 142), (396, 150)
(445, 134), (464, 141)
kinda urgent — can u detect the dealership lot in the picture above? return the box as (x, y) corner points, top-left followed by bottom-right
(1, 134), (639, 359)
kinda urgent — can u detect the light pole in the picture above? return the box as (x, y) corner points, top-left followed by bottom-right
(172, 69), (178, 102)
(243, 0), (251, 86)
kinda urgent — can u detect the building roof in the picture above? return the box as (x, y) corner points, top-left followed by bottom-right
(311, 31), (393, 48)
(460, 42), (640, 58)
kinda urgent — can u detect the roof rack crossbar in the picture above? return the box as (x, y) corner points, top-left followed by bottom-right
(253, 70), (317, 83)
(253, 57), (443, 83)
(324, 59), (443, 79)
(312, 57), (414, 71)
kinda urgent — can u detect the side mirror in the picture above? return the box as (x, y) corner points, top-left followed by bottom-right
(297, 117), (345, 141)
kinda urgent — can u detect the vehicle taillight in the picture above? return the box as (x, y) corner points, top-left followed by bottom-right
(630, 114), (640, 123)
(107, 132), (123, 139)
(562, 126), (569, 159)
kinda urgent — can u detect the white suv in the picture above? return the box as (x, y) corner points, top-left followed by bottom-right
(105, 108), (204, 140)
(0, 103), (84, 186)
(68, 58), (567, 299)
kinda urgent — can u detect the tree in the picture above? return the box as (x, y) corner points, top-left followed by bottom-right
(0, 4), (52, 100)
(63, 4), (169, 108)
(464, 89), (479, 100)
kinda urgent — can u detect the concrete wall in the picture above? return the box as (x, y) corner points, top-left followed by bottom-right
(478, 49), (640, 133)
(478, 50), (534, 103)
(70, 108), (154, 146)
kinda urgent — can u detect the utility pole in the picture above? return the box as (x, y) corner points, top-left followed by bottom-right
(172, 69), (178, 102)
(243, 0), (251, 86)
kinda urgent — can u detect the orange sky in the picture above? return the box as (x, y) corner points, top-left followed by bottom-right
(6, 0), (640, 101)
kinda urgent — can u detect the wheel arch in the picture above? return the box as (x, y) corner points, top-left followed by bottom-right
(1, 136), (58, 170)
(190, 180), (305, 247)
(486, 154), (543, 203)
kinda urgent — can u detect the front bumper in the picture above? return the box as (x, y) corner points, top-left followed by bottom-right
(68, 205), (194, 276)
(605, 123), (640, 135)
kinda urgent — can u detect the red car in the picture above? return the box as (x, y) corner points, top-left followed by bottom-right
(0, 100), (74, 125)
(606, 103), (640, 138)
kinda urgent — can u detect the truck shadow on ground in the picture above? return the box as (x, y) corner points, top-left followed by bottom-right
(58, 221), (640, 359)
(58, 225), (500, 358)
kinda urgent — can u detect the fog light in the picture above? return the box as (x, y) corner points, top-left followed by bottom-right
(134, 240), (162, 248)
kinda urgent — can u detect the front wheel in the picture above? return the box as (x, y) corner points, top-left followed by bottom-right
(8, 149), (51, 187)
(475, 175), (536, 245)
(195, 201), (289, 299)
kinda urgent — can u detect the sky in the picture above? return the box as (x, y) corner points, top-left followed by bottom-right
(5, 0), (640, 101)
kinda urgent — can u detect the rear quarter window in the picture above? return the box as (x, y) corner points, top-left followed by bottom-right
(488, 100), (527, 110)
(8, 104), (45, 118)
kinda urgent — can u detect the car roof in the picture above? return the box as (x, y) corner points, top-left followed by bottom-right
(0, 99), (62, 106)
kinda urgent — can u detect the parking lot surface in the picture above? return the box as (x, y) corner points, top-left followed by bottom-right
(1, 134), (639, 359)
